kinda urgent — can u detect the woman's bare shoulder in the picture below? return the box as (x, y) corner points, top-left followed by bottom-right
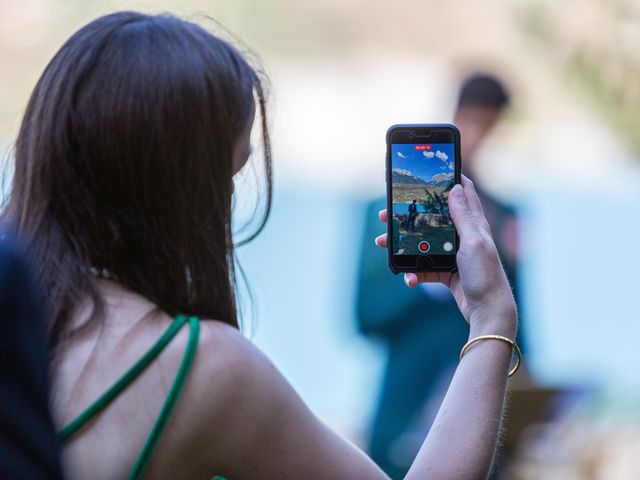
(187, 319), (277, 399)
(183, 318), (290, 423)
(161, 318), (298, 474)
(173, 319), (385, 479)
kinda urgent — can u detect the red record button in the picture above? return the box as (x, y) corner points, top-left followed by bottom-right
(418, 241), (430, 253)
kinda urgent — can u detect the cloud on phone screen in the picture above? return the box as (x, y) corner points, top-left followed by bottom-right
(435, 150), (448, 161)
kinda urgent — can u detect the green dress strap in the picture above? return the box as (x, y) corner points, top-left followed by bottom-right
(60, 314), (200, 480)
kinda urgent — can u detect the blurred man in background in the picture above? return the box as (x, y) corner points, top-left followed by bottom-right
(356, 73), (519, 479)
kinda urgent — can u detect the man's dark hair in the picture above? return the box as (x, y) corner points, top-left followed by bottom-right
(456, 73), (510, 111)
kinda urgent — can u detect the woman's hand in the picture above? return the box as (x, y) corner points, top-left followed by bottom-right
(375, 175), (516, 337)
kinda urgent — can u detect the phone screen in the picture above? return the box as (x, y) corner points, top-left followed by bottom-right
(390, 142), (456, 256)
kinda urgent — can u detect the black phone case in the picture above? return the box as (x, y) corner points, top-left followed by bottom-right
(386, 123), (461, 274)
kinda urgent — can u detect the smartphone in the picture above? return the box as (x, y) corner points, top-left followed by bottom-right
(386, 123), (461, 273)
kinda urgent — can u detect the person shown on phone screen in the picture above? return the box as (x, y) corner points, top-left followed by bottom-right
(356, 73), (520, 478)
(407, 200), (418, 232)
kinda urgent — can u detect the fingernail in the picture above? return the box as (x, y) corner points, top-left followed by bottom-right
(404, 273), (415, 287)
(451, 184), (464, 199)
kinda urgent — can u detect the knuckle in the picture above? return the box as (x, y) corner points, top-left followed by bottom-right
(464, 233), (492, 253)
(464, 236), (482, 250)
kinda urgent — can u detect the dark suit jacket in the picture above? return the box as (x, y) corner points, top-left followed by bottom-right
(0, 236), (62, 479)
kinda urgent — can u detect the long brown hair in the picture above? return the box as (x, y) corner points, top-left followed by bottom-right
(3, 11), (272, 350)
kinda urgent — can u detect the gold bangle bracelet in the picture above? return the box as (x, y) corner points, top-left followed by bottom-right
(459, 334), (522, 377)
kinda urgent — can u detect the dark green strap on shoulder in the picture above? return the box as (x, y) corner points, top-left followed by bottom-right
(60, 314), (201, 480)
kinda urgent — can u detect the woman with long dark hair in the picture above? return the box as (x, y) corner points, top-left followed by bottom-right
(5, 11), (519, 479)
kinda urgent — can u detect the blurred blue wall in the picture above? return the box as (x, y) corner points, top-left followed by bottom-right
(235, 183), (384, 439)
